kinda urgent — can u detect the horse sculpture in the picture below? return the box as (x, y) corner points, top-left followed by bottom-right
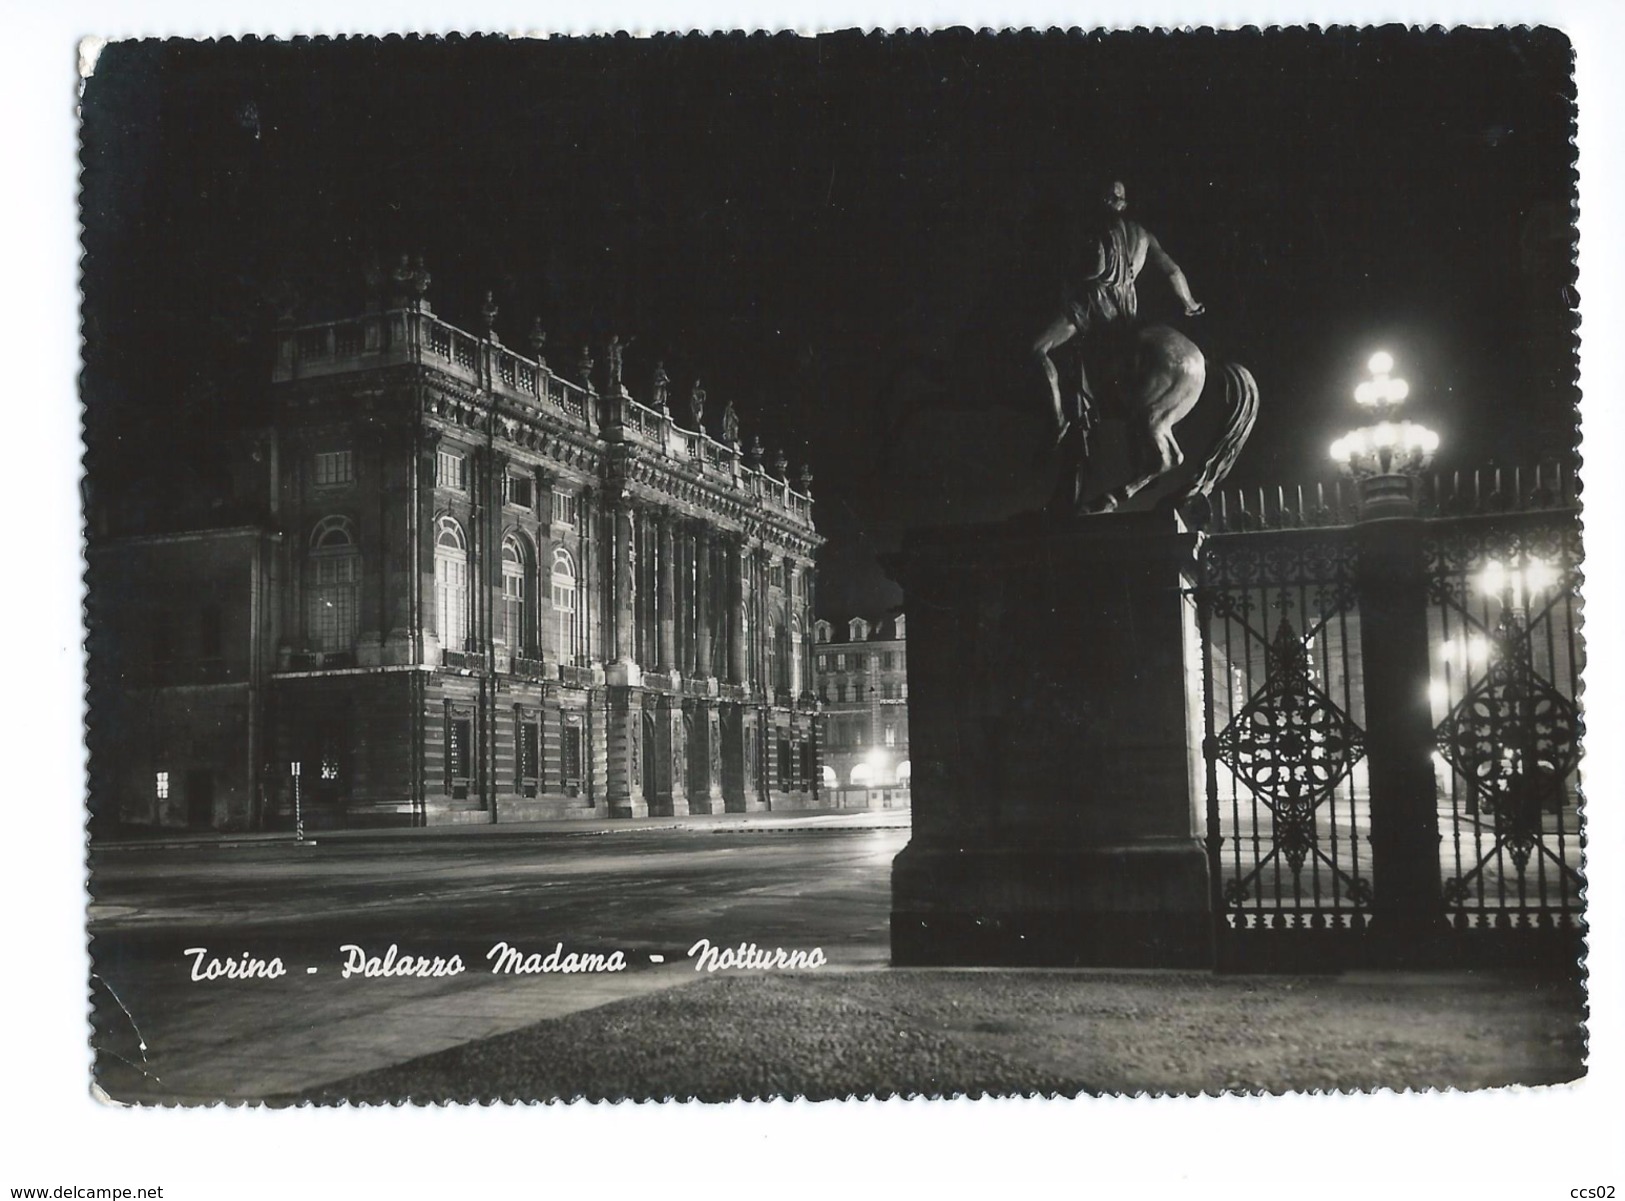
(1047, 321), (1258, 519)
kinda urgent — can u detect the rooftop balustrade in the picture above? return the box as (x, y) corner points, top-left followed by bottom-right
(273, 307), (816, 528)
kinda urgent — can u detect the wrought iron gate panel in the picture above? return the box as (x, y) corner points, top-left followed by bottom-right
(1197, 530), (1372, 946)
(1424, 513), (1584, 932)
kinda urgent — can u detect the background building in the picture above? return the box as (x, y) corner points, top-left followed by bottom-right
(88, 276), (823, 831)
(813, 612), (910, 808)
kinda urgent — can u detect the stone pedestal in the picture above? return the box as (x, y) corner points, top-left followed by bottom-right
(886, 511), (1213, 967)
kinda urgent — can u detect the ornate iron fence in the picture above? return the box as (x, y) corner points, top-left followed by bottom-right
(1425, 512), (1584, 935)
(1194, 500), (1583, 969)
(1198, 529), (1373, 962)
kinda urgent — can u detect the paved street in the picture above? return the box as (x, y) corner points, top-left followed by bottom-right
(88, 814), (909, 1103)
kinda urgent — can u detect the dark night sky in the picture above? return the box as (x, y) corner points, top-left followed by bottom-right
(80, 30), (1577, 614)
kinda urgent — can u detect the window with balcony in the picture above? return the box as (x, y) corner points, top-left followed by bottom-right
(551, 546), (577, 664)
(308, 515), (360, 654)
(501, 532), (533, 654)
(435, 515), (469, 653)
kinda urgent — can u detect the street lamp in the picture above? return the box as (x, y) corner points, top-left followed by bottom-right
(1328, 351), (1440, 518)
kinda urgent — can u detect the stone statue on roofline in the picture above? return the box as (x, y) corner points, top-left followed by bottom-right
(721, 399), (741, 447)
(689, 379), (707, 429)
(606, 334), (634, 397)
(652, 360), (671, 414)
(528, 318), (548, 370)
(392, 254), (431, 310)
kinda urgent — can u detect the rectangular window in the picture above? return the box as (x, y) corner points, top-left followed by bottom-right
(436, 449), (467, 491)
(518, 719), (540, 798)
(310, 554), (360, 653)
(199, 604), (222, 660)
(881, 652), (895, 670)
(448, 717), (472, 799)
(884, 725), (897, 748)
(552, 489), (579, 526)
(435, 554), (469, 652)
(314, 450), (354, 486)
(799, 742), (814, 783)
(155, 770), (170, 800)
(561, 720), (584, 786)
(151, 610), (176, 681)
(777, 738), (793, 786)
(502, 571), (526, 651)
(835, 653), (846, 670)
(504, 474), (534, 509)
(835, 683), (847, 703)
(318, 727), (342, 783)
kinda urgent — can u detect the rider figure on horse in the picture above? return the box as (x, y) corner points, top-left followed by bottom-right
(1034, 179), (1206, 444)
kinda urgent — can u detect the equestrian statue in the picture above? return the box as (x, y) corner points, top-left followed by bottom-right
(1032, 179), (1258, 518)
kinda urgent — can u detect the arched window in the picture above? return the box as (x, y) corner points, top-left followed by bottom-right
(434, 515), (469, 653)
(307, 515), (359, 653)
(501, 532), (533, 655)
(766, 621), (782, 696)
(550, 546), (577, 664)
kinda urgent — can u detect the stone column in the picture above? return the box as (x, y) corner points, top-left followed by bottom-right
(695, 527), (714, 679)
(727, 537), (748, 686)
(483, 448), (511, 671)
(606, 499), (640, 685)
(886, 511), (1213, 968)
(658, 511), (677, 674)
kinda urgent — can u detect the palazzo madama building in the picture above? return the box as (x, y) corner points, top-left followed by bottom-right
(89, 271), (823, 830)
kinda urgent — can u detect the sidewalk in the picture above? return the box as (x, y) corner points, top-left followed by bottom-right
(92, 805), (911, 851)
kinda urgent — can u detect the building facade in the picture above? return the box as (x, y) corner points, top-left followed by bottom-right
(89, 276), (823, 830)
(813, 613), (910, 806)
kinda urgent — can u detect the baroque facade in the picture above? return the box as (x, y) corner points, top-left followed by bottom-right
(813, 613), (910, 801)
(89, 274), (823, 830)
